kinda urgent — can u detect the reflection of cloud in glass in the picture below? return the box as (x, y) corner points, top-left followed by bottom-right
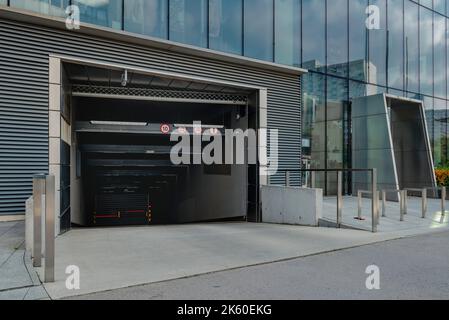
(76, 0), (109, 7)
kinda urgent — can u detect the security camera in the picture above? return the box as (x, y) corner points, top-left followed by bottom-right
(121, 69), (128, 87)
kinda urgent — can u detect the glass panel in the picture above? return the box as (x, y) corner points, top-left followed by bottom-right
(434, 99), (447, 167)
(10, 0), (69, 17)
(169, 0), (208, 47)
(420, 0), (433, 9)
(349, 0), (369, 81)
(434, 13), (446, 99)
(302, 73), (326, 189)
(405, 0), (419, 94)
(434, 0), (446, 14)
(209, 0), (243, 55)
(369, 0), (387, 86)
(73, 0), (123, 29)
(387, 0), (404, 91)
(326, 77), (349, 194)
(274, 0), (300, 67)
(0, 0), (6, 4)
(327, 0), (348, 77)
(420, 7), (433, 96)
(244, 0), (274, 61)
(423, 95), (435, 152)
(302, 0), (325, 71)
(124, 0), (168, 39)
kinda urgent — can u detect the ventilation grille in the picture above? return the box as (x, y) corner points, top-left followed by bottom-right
(72, 85), (249, 105)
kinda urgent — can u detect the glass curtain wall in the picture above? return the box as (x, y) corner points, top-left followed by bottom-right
(5, 0), (449, 172)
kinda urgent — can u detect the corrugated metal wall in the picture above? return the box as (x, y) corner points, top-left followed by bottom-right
(0, 18), (301, 216)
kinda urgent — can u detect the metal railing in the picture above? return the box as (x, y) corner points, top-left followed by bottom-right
(32, 174), (55, 283)
(270, 169), (448, 231)
(272, 169), (379, 233)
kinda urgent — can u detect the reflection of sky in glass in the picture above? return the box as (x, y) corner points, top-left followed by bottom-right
(244, 0), (273, 61)
(327, 0), (348, 76)
(388, 0), (403, 91)
(302, 0), (325, 70)
(10, 0), (69, 17)
(420, 7), (433, 96)
(169, 0), (208, 48)
(209, 0), (243, 55)
(124, 0), (168, 39)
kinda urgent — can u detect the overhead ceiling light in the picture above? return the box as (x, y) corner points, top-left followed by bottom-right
(90, 121), (148, 126)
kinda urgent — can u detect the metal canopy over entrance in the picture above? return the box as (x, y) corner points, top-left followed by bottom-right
(352, 94), (437, 200)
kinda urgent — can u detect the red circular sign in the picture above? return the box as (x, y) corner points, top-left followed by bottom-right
(160, 124), (171, 134)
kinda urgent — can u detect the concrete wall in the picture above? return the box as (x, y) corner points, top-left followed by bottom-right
(261, 186), (323, 226)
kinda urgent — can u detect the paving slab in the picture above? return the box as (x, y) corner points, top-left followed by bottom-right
(323, 196), (449, 233)
(40, 221), (449, 299)
(0, 221), (45, 299)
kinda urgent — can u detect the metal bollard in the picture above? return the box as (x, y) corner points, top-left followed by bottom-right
(400, 190), (405, 222)
(337, 172), (343, 228)
(441, 187), (446, 224)
(32, 175), (46, 267)
(382, 191), (387, 218)
(44, 175), (55, 283)
(422, 189), (427, 219)
(376, 191), (381, 226)
(403, 190), (408, 215)
(372, 169), (378, 233)
(357, 191), (363, 220)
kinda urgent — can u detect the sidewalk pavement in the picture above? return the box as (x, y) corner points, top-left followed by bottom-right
(0, 220), (48, 300)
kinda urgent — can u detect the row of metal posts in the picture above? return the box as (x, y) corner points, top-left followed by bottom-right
(32, 174), (55, 283)
(360, 187), (447, 224)
(285, 169), (379, 233)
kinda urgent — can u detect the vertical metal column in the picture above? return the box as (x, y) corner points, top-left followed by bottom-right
(371, 169), (377, 233)
(441, 187), (446, 224)
(337, 172), (343, 228)
(32, 175), (45, 267)
(422, 189), (427, 219)
(311, 171), (316, 188)
(44, 175), (55, 283)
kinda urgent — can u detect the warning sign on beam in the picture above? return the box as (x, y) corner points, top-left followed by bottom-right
(160, 124), (171, 134)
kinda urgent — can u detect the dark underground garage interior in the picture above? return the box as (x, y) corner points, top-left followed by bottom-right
(62, 63), (260, 228)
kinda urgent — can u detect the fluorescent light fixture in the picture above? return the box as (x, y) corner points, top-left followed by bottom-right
(174, 124), (224, 129)
(90, 121), (148, 126)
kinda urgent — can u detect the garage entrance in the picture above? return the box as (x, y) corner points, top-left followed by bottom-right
(57, 61), (263, 229)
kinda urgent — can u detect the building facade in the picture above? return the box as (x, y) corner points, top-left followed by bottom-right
(0, 0), (448, 217)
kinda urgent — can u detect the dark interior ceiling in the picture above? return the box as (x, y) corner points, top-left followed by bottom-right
(63, 62), (251, 94)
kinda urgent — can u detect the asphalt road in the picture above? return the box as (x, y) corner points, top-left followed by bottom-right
(67, 231), (449, 300)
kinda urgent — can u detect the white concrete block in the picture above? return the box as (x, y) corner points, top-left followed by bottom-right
(259, 107), (267, 129)
(49, 57), (61, 85)
(49, 111), (61, 138)
(262, 186), (323, 226)
(49, 138), (60, 165)
(49, 84), (61, 112)
(49, 164), (60, 191)
(259, 89), (268, 110)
